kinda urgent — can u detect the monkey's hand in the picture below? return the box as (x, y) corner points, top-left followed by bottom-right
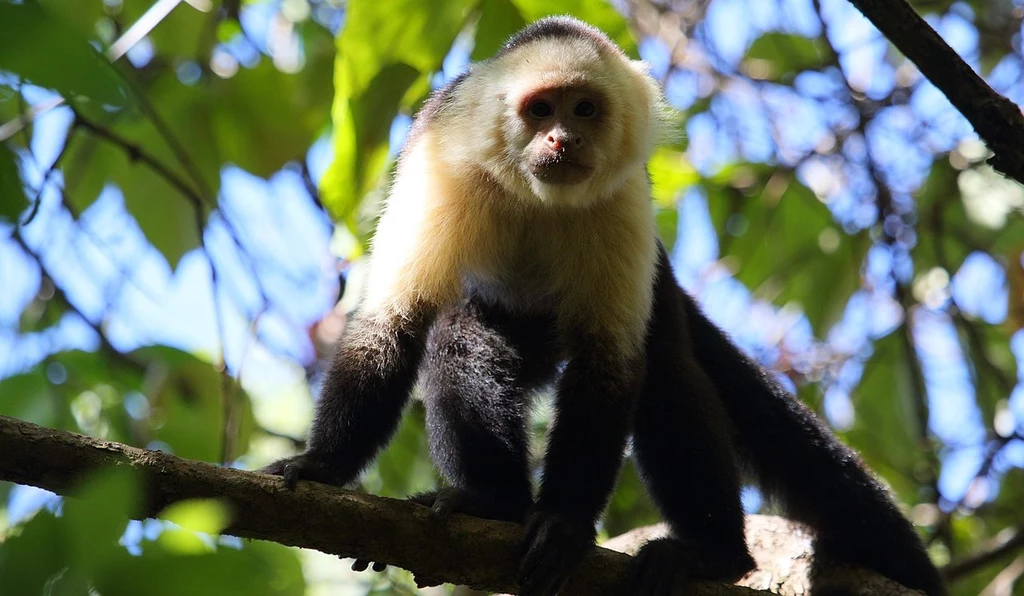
(258, 452), (353, 489)
(516, 508), (595, 596)
(632, 537), (755, 595)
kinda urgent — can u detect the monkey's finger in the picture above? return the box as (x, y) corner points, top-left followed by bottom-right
(408, 491), (438, 507)
(517, 530), (563, 595)
(257, 461), (283, 476)
(414, 573), (443, 588)
(351, 559), (370, 572)
(431, 496), (454, 517)
(410, 488), (460, 517)
(517, 553), (566, 596)
(282, 463), (300, 490)
(371, 561), (387, 572)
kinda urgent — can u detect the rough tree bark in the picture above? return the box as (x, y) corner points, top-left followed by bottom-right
(0, 415), (922, 595)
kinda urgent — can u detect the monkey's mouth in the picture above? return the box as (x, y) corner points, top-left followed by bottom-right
(529, 159), (593, 185)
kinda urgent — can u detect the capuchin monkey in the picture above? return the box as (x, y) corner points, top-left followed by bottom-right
(262, 16), (946, 596)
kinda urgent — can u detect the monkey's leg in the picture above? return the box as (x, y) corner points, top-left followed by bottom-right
(260, 310), (432, 488)
(516, 346), (639, 596)
(417, 298), (558, 522)
(630, 246), (754, 595)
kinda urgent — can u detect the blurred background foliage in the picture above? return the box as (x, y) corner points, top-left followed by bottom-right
(0, 0), (1023, 593)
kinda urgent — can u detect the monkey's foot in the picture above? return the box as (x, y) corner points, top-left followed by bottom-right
(410, 487), (531, 522)
(632, 537), (755, 595)
(516, 509), (595, 596)
(258, 452), (353, 489)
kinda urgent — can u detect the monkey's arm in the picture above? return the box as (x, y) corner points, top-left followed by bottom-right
(517, 346), (640, 596)
(262, 149), (465, 488)
(260, 308), (436, 488)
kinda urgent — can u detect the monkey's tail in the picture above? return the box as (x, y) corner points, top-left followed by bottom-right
(680, 291), (947, 596)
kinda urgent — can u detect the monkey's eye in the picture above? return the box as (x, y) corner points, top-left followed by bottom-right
(527, 100), (554, 119)
(573, 100), (598, 118)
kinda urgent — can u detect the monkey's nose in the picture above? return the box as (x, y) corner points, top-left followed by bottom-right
(546, 133), (584, 150)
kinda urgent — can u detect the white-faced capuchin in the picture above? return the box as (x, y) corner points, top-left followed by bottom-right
(262, 16), (946, 596)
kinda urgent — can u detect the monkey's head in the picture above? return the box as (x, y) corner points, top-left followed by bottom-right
(438, 17), (674, 208)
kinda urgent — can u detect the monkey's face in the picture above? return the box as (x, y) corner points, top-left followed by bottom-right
(517, 87), (602, 187)
(468, 40), (666, 208)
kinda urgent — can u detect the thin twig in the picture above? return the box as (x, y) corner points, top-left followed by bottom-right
(844, 0), (1024, 184)
(20, 127), (73, 226)
(945, 525), (1024, 580)
(72, 110), (206, 220)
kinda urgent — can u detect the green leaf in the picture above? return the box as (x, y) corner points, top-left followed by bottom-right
(61, 76), (217, 269)
(1, 347), (254, 459)
(63, 468), (140, 573)
(159, 499), (231, 535)
(321, 0), (476, 228)
(157, 499), (232, 554)
(843, 329), (923, 502)
(0, 142), (28, 223)
(958, 321), (1016, 424)
(19, 279), (69, 333)
(0, 2), (129, 107)
(129, 346), (256, 462)
(473, 0), (528, 61)
(321, 63), (420, 227)
(1, 476), (301, 596)
(57, 22), (333, 268)
(913, 159), (971, 273)
(96, 545), (303, 596)
(157, 499), (232, 557)
(649, 149), (699, 207)
(707, 172), (869, 335)
(36, 0), (108, 43)
(371, 402), (436, 498)
(655, 207), (678, 252)
(119, 0), (215, 59)
(915, 160), (1024, 275)
(604, 460), (659, 537)
(743, 32), (827, 81)
(0, 369), (70, 429)
(0, 510), (69, 594)
(210, 39), (333, 177)
(240, 541), (305, 596)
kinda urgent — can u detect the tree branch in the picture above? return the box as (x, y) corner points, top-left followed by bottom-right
(944, 524), (1024, 580)
(0, 415), (923, 595)
(0, 416), (729, 595)
(844, 0), (1024, 185)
